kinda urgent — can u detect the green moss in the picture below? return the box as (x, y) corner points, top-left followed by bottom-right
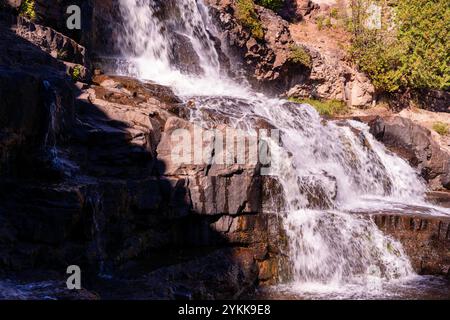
(289, 97), (349, 117)
(20, 0), (36, 20)
(236, 0), (265, 40)
(288, 45), (312, 68)
(432, 122), (449, 136)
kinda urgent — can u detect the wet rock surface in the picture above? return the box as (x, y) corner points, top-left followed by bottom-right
(372, 212), (450, 277)
(0, 12), (287, 299)
(369, 116), (450, 190)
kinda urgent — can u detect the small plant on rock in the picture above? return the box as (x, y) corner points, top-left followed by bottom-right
(330, 8), (339, 19)
(289, 97), (348, 117)
(57, 50), (68, 60)
(71, 65), (83, 82)
(316, 16), (324, 30)
(236, 0), (265, 40)
(432, 122), (449, 136)
(20, 0), (36, 20)
(288, 45), (312, 68)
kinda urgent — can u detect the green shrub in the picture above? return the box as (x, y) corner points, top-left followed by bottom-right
(330, 8), (339, 19)
(20, 0), (36, 20)
(350, 0), (450, 93)
(316, 16), (324, 30)
(289, 45), (312, 68)
(316, 15), (333, 30)
(289, 97), (348, 117)
(236, 0), (265, 40)
(255, 0), (285, 11)
(432, 122), (449, 136)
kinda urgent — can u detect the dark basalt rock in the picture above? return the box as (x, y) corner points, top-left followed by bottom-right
(205, 0), (310, 94)
(170, 32), (204, 75)
(0, 13), (287, 298)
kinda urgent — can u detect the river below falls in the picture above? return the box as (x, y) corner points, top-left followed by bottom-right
(1, 275), (450, 300)
(255, 276), (450, 300)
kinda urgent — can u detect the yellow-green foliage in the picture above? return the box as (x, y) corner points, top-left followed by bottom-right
(432, 122), (449, 136)
(71, 65), (82, 81)
(330, 8), (339, 19)
(236, 0), (264, 40)
(316, 9), (337, 30)
(57, 50), (68, 60)
(316, 16), (324, 30)
(289, 45), (312, 68)
(350, 0), (450, 92)
(289, 97), (348, 117)
(20, 0), (36, 20)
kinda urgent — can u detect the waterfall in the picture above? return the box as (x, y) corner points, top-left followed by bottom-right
(117, 0), (247, 97)
(85, 189), (111, 278)
(42, 80), (60, 165)
(116, 0), (450, 297)
(42, 80), (79, 177)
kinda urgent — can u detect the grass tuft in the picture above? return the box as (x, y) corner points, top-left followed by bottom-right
(20, 0), (36, 20)
(289, 45), (312, 68)
(289, 97), (348, 117)
(236, 0), (265, 40)
(432, 122), (449, 136)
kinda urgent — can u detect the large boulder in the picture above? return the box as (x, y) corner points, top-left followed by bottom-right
(369, 116), (450, 190)
(286, 45), (375, 107)
(170, 32), (203, 75)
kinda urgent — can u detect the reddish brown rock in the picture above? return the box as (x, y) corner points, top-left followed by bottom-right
(373, 213), (450, 277)
(206, 0), (310, 92)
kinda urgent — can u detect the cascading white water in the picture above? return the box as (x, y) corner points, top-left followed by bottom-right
(116, 0), (450, 298)
(118, 0), (248, 97)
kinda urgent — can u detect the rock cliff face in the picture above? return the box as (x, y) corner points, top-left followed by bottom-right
(205, 0), (375, 106)
(206, 0), (309, 93)
(286, 45), (375, 107)
(0, 10), (290, 298)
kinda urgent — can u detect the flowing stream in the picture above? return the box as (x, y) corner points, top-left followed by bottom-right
(115, 0), (450, 299)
